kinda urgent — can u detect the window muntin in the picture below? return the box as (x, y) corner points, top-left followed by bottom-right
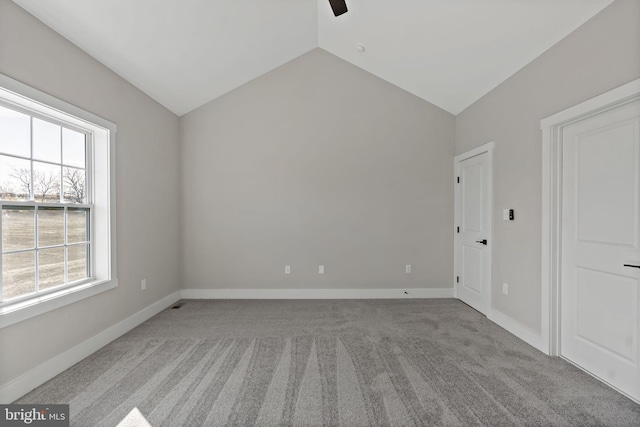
(0, 102), (92, 304)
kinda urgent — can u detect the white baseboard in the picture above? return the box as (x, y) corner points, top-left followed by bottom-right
(0, 291), (181, 404)
(181, 287), (454, 299)
(488, 308), (544, 352)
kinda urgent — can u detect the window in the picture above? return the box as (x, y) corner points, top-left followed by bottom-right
(0, 74), (117, 328)
(1, 105), (91, 300)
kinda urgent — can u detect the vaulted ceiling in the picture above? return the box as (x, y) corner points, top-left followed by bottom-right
(12, 0), (613, 116)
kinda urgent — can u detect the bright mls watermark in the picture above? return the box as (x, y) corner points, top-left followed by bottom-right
(1, 405), (69, 426)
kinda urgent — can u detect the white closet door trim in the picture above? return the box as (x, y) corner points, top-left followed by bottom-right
(540, 78), (640, 356)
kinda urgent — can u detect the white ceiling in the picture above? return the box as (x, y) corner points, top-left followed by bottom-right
(13, 0), (613, 116)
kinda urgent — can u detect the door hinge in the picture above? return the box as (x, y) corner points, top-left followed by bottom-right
(456, 276), (459, 283)
(457, 177), (460, 183)
(457, 226), (460, 233)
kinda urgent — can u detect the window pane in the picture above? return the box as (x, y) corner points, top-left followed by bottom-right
(67, 208), (88, 243)
(62, 128), (85, 168)
(38, 247), (64, 290)
(38, 207), (64, 247)
(0, 155), (31, 201)
(33, 161), (61, 203)
(3, 251), (35, 300)
(0, 105), (30, 158)
(2, 207), (35, 251)
(33, 118), (61, 163)
(67, 244), (88, 283)
(63, 166), (86, 204)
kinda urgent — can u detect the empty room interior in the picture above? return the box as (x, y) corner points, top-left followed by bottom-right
(1, 0), (640, 425)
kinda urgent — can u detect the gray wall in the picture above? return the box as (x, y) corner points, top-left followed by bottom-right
(455, 0), (640, 332)
(0, 0), (180, 386)
(180, 49), (455, 291)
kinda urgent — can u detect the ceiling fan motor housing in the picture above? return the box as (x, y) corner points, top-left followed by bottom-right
(328, 0), (348, 16)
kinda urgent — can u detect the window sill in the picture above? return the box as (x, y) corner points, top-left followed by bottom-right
(0, 278), (118, 329)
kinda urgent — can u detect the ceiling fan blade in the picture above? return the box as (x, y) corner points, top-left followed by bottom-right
(328, 0), (348, 16)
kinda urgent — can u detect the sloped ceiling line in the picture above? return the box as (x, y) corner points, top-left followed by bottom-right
(12, 0), (613, 116)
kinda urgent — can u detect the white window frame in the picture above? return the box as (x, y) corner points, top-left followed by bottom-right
(0, 74), (117, 329)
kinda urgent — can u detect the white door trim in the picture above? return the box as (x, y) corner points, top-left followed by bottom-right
(454, 141), (495, 314)
(540, 78), (640, 356)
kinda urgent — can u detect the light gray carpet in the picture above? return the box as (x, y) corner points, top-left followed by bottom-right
(17, 299), (640, 426)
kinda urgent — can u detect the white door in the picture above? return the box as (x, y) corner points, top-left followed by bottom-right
(561, 99), (640, 401)
(456, 149), (492, 314)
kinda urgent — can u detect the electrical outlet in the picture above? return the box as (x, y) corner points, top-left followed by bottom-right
(503, 283), (509, 295)
(405, 264), (412, 274)
(319, 265), (324, 274)
(285, 265), (291, 275)
(141, 279), (147, 290)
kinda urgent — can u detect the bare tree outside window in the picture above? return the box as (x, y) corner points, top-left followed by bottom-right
(34, 170), (60, 202)
(7, 167), (62, 202)
(9, 167), (31, 198)
(0, 183), (12, 199)
(64, 167), (85, 203)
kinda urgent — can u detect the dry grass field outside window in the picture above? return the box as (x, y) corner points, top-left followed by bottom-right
(2, 207), (89, 300)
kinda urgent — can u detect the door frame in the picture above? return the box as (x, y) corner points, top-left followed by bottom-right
(540, 78), (640, 357)
(454, 141), (495, 315)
